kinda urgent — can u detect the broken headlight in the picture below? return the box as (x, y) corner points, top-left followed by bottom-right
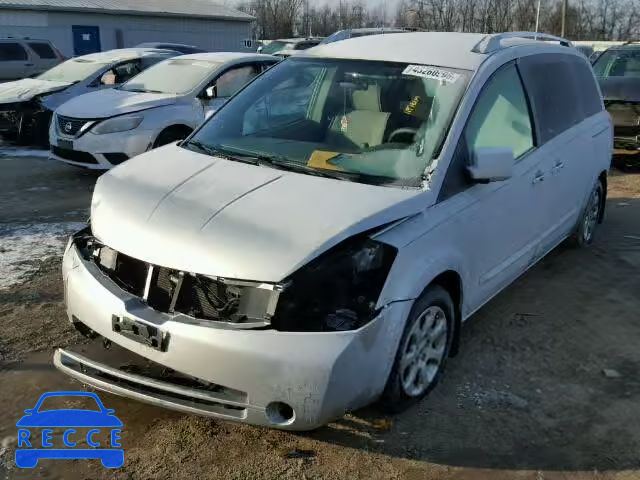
(272, 236), (397, 332)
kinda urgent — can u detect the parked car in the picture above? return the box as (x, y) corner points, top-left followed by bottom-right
(592, 41), (640, 168)
(575, 44), (594, 58)
(0, 48), (177, 144)
(135, 42), (207, 54)
(257, 37), (322, 57)
(320, 27), (413, 45)
(0, 37), (65, 81)
(56, 31), (611, 430)
(49, 53), (278, 169)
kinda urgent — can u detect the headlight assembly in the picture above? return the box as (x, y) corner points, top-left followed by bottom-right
(272, 235), (397, 332)
(92, 114), (143, 135)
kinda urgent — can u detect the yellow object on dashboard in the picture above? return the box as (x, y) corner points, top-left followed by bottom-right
(307, 151), (344, 171)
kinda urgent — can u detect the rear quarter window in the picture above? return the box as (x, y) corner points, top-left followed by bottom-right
(28, 42), (56, 59)
(0, 42), (28, 61)
(517, 53), (602, 143)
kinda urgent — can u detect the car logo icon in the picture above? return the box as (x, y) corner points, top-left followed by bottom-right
(15, 391), (124, 468)
(64, 122), (73, 133)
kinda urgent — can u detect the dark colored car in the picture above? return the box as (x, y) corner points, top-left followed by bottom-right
(592, 41), (640, 168)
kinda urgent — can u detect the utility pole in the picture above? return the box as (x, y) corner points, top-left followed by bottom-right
(561, 0), (568, 37)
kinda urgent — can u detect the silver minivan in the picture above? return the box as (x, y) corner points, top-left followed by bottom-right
(56, 32), (612, 430)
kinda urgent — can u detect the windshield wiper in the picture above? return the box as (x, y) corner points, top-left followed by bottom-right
(183, 141), (264, 167)
(121, 88), (164, 94)
(183, 140), (225, 157)
(213, 145), (355, 181)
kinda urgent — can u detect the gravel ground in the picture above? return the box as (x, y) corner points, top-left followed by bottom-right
(1, 153), (639, 479)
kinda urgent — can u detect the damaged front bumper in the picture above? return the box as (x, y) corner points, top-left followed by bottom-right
(0, 100), (52, 143)
(59, 241), (410, 430)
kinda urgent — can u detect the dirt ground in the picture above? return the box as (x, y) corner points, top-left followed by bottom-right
(1, 153), (640, 480)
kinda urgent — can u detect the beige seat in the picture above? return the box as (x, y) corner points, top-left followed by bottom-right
(327, 84), (390, 149)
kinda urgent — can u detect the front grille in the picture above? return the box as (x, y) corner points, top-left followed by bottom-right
(51, 146), (98, 164)
(57, 114), (90, 137)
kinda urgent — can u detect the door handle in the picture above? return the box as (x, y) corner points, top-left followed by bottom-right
(532, 171), (545, 184)
(24, 63), (34, 66)
(552, 161), (565, 174)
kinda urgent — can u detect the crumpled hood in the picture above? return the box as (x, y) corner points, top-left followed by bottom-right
(599, 77), (640, 103)
(91, 145), (424, 281)
(57, 88), (177, 119)
(0, 78), (71, 104)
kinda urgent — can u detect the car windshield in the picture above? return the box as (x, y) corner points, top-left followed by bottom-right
(184, 57), (471, 188)
(261, 41), (292, 54)
(320, 31), (350, 45)
(38, 58), (106, 83)
(120, 58), (221, 94)
(592, 49), (640, 78)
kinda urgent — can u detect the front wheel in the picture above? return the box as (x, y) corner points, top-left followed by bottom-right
(569, 179), (604, 248)
(379, 285), (454, 413)
(153, 127), (192, 149)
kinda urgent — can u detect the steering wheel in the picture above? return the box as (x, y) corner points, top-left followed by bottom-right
(388, 128), (419, 144)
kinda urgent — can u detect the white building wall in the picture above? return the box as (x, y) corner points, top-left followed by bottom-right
(0, 9), (253, 56)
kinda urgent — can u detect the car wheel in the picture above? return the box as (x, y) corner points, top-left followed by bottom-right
(569, 179), (604, 248)
(153, 126), (192, 149)
(379, 285), (454, 413)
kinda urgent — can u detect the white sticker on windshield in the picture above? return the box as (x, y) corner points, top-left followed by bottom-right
(402, 65), (460, 83)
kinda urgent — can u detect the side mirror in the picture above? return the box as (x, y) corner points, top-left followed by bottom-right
(205, 85), (217, 99)
(467, 147), (514, 182)
(24, 409), (33, 414)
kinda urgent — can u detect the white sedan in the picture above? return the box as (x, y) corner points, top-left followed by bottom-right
(0, 48), (177, 144)
(49, 53), (278, 169)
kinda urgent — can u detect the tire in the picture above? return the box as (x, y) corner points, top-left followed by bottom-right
(379, 285), (455, 413)
(568, 179), (604, 248)
(153, 127), (192, 149)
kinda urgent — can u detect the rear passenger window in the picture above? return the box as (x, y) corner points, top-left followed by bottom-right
(517, 53), (602, 143)
(28, 42), (56, 59)
(465, 63), (534, 160)
(0, 42), (28, 61)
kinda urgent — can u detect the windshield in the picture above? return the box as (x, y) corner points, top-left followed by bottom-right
(593, 49), (640, 78)
(38, 58), (105, 83)
(320, 31), (350, 45)
(184, 58), (470, 187)
(261, 41), (292, 54)
(120, 58), (221, 94)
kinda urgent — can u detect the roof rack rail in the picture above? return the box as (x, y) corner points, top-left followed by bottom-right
(472, 31), (573, 54)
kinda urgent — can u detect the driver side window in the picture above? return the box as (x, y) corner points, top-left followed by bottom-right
(439, 63), (534, 202)
(99, 61), (141, 86)
(464, 63), (534, 161)
(215, 65), (260, 98)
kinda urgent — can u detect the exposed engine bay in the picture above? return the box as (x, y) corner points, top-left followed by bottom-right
(72, 227), (396, 332)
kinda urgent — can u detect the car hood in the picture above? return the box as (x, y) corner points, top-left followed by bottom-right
(91, 145), (425, 281)
(0, 78), (72, 104)
(16, 410), (123, 428)
(598, 77), (640, 103)
(57, 88), (177, 119)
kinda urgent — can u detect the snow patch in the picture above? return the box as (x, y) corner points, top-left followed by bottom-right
(0, 147), (49, 158)
(0, 222), (85, 290)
